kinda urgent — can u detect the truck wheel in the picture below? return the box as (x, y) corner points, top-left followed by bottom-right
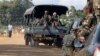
(24, 34), (30, 45)
(34, 41), (39, 47)
(30, 37), (35, 47)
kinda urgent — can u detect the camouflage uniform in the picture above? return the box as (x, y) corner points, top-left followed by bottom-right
(93, 0), (100, 22)
(62, 34), (74, 56)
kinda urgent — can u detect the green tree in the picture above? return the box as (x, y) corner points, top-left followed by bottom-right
(0, 0), (33, 25)
(69, 6), (77, 17)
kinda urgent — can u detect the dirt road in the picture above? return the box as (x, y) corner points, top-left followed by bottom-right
(0, 33), (63, 56)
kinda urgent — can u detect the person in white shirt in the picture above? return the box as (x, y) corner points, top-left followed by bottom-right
(7, 24), (13, 37)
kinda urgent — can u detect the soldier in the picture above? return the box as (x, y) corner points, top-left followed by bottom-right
(52, 12), (63, 47)
(52, 12), (60, 26)
(85, 13), (97, 28)
(43, 10), (49, 21)
(62, 30), (76, 56)
(43, 10), (52, 34)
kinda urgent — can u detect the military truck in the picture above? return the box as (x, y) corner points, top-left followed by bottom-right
(24, 5), (68, 47)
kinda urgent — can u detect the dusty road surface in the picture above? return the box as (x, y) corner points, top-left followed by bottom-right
(0, 33), (63, 56)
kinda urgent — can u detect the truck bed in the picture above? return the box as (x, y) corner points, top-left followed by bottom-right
(25, 26), (67, 35)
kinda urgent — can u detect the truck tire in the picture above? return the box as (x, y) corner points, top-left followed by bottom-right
(30, 37), (35, 47)
(30, 35), (38, 47)
(34, 41), (39, 47)
(24, 34), (30, 45)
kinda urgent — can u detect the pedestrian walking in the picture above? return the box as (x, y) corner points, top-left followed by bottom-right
(7, 24), (13, 37)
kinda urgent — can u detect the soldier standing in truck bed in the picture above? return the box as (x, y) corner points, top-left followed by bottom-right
(52, 12), (64, 47)
(43, 10), (50, 22)
(43, 10), (52, 34)
(52, 12), (60, 26)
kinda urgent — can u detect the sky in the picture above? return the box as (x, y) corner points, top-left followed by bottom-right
(32, 0), (87, 10)
(0, 0), (11, 1)
(0, 0), (87, 10)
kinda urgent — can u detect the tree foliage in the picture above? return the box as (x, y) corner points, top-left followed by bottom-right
(0, 0), (33, 25)
(60, 6), (85, 27)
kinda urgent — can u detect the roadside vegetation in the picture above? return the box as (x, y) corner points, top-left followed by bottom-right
(0, 0), (33, 26)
